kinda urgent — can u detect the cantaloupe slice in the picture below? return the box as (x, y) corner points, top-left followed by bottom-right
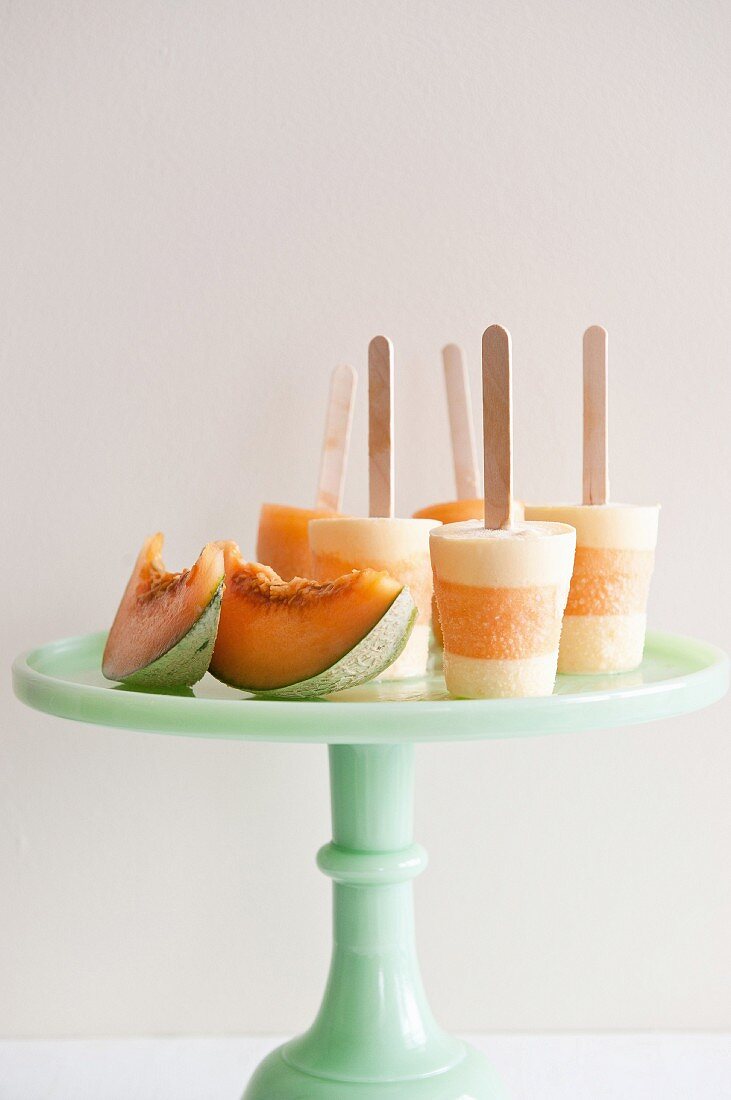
(209, 542), (416, 698)
(102, 534), (225, 688)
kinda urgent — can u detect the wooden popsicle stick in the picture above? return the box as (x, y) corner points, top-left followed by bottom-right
(582, 325), (609, 505)
(315, 364), (357, 511)
(482, 325), (513, 529)
(368, 335), (394, 518)
(442, 344), (480, 499)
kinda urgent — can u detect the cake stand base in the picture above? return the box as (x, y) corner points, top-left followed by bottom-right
(243, 1042), (506, 1099)
(243, 742), (507, 1098)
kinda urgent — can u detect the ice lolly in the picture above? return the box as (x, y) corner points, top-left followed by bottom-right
(310, 336), (439, 680)
(412, 345), (522, 652)
(524, 326), (659, 673)
(256, 363), (356, 579)
(430, 325), (575, 698)
(523, 504), (658, 672)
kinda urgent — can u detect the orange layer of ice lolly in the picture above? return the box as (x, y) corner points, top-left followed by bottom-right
(434, 579), (565, 660)
(564, 547), (655, 617)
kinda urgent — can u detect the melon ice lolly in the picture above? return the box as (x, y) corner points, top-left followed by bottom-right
(412, 343), (523, 652)
(525, 326), (659, 673)
(524, 503), (658, 672)
(310, 336), (439, 680)
(430, 325), (575, 698)
(256, 363), (356, 579)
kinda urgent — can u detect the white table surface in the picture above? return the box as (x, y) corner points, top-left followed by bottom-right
(0, 1034), (729, 1099)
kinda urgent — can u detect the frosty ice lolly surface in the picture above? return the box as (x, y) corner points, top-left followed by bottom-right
(430, 518), (575, 696)
(524, 503), (658, 672)
(413, 498), (525, 652)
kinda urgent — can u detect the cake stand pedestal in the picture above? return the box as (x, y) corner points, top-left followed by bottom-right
(13, 630), (729, 1099)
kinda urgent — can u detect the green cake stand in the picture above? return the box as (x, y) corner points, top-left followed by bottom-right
(12, 630), (729, 1099)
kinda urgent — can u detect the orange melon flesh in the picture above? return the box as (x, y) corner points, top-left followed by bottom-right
(210, 543), (404, 691)
(102, 535), (224, 682)
(256, 503), (340, 581)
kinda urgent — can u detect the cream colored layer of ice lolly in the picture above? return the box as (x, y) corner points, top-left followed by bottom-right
(442, 652), (560, 699)
(524, 503), (658, 549)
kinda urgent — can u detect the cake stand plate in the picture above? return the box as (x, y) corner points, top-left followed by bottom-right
(12, 631), (729, 1099)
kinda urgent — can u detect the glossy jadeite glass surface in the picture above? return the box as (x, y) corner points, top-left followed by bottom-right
(11, 631), (728, 1099)
(12, 630), (728, 742)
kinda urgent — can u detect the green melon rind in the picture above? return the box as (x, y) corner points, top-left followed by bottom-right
(110, 581), (224, 690)
(241, 586), (417, 700)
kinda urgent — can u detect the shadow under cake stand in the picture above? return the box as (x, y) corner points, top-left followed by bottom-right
(13, 630), (729, 1099)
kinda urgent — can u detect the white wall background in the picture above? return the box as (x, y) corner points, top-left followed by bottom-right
(1, 0), (730, 1037)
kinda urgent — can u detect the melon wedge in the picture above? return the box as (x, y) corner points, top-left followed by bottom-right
(209, 543), (416, 698)
(102, 534), (225, 688)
